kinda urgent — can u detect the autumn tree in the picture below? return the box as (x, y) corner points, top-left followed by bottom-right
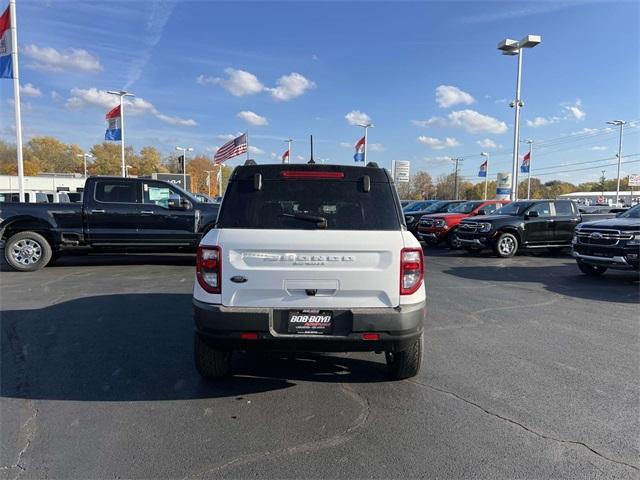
(396, 171), (434, 200)
(128, 146), (167, 176)
(90, 143), (135, 176)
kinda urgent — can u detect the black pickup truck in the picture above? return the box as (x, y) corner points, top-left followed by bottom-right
(457, 199), (614, 258)
(572, 204), (640, 275)
(0, 176), (219, 271)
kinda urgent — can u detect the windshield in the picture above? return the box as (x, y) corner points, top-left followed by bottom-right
(619, 204), (640, 218)
(217, 178), (401, 230)
(404, 201), (432, 212)
(421, 201), (448, 213)
(495, 201), (532, 216)
(451, 201), (482, 214)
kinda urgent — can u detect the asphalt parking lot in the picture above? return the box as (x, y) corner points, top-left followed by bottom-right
(1, 249), (638, 479)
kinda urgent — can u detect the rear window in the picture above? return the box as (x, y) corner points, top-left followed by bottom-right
(217, 178), (401, 230)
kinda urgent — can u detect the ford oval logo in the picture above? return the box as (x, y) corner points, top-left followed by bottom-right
(589, 232), (603, 239)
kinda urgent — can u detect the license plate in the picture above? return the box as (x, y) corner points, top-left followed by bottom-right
(287, 310), (333, 335)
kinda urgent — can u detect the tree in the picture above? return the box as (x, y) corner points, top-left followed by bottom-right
(396, 171), (434, 200)
(186, 155), (216, 194)
(0, 140), (17, 175)
(24, 136), (83, 174)
(89, 143), (134, 176)
(129, 146), (167, 176)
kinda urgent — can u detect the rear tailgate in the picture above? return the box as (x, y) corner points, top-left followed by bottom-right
(218, 229), (404, 309)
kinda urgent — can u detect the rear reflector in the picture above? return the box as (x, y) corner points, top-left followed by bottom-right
(280, 171), (345, 179)
(362, 333), (380, 341)
(240, 332), (259, 340)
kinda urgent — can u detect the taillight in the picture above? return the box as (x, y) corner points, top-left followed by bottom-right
(196, 245), (221, 293)
(400, 248), (424, 295)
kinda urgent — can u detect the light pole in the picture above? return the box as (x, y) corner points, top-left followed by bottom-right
(356, 123), (373, 164)
(498, 35), (541, 201)
(284, 139), (292, 164)
(480, 152), (490, 200)
(76, 153), (94, 178)
(175, 146), (194, 191)
(606, 120), (626, 205)
(106, 90), (134, 178)
(601, 170), (606, 199)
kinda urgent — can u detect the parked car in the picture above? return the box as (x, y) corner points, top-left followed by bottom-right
(0, 190), (49, 203)
(404, 200), (464, 235)
(66, 192), (83, 203)
(0, 176), (220, 271)
(44, 191), (71, 203)
(193, 162), (426, 380)
(194, 193), (220, 204)
(457, 200), (583, 257)
(401, 200), (416, 208)
(417, 200), (509, 248)
(572, 204), (640, 275)
(403, 200), (438, 212)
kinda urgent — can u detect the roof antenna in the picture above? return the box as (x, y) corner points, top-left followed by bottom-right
(308, 134), (315, 164)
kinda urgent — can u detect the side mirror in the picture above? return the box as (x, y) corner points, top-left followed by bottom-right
(181, 199), (193, 211)
(526, 210), (539, 218)
(476, 209), (486, 216)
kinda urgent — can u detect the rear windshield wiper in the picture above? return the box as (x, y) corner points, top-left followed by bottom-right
(280, 213), (328, 229)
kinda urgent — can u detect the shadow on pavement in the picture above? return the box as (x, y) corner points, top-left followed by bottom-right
(1, 294), (390, 402)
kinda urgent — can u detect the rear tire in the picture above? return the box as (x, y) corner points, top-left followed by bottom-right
(194, 334), (232, 378)
(577, 261), (607, 276)
(386, 335), (422, 380)
(494, 233), (518, 258)
(4, 231), (52, 272)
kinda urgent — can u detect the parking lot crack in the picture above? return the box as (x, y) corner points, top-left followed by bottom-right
(407, 379), (639, 473)
(183, 383), (371, 479)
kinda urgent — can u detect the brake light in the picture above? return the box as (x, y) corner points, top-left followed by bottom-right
(400, 248), (424, 295)
(196, 245), (221, 294)
(280, 171), (345, 179)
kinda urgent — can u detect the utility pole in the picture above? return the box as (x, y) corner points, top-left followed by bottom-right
(601, 170), (606, 199)
(606, 120), (626, 205)
(451, 157), (463, 200)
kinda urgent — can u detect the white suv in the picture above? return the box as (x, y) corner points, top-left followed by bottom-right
(193, 163), (426, 379)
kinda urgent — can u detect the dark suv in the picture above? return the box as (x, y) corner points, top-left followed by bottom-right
(572, 204), (640, 275)
(457, 200), (580, 257)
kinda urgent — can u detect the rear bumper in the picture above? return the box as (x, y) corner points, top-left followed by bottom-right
(193, 300), (426, 352)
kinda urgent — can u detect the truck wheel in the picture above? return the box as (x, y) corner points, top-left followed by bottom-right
(494, 233), (518, 258)
(385, 335), (422, 380)
(4, 231), (53, 272)
(577, 261), (607, 276)
(194, 334), (232, 378)
(447, 231), (462, 249)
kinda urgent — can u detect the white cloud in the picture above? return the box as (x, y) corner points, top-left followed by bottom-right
(340, 142), (353, 148)
(369, 143), (385, 152)
(526, 116), (560, 128)
(266, 72), (315, 101)
(417, 136), (460, 150)
(477, 138), (497, 149)
(24, 44), (102, 72)
(424, 156), (452, 165)
(411, 117), (446, 128)
(435, 85), (475, 108)
(345, 110), (372, 126)
(65, 87), (197, 127)
(591, 146), (607, 151)
(447, 109), (507, 134)
(206, 68), (264, 96)
(563, 99), (586, 121)
(248, 146), (265, 155)
(216, 132), (243, 141)
(296, 155), (305, 161)
(20, 83), (42, 97)
(237, 110), (268, 126)
(50, 90), (62, 101)
(494, 98), (510, 104)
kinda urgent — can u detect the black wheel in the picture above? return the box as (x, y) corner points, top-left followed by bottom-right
(577, 261), (607, 276)
(194, 334), (232, 378)
(493, 233), (518, 258)
(4, 231), (53, 272)
(447, 230), (462, 249)
(385, 335), (422, 380)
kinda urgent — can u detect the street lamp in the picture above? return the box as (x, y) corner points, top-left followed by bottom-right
(497, 34), (541, 201)
(106, 90), (134, 178)
(480, 152), (490, 200)
(175, 146), (194, 191)
(76, 152), (93, 178)
(355, 123), (373, 164)
(606, 120), (626, 205)
(125, 165), (133, 177)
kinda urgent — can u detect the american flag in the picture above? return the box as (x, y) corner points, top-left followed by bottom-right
(214, 133), (247, 165)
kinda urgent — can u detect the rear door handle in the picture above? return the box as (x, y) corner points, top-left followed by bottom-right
(91, 209), (105, 214)
(140, 210), (154, 215)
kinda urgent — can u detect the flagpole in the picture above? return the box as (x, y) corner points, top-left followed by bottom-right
(246, 131), (249, 161)
(284, 138), (292, 164)
(356, 123), (373, 165)
(527, 141), (533, 200)
(9, 0), (24, 202)
(218, 165), (222, 196)
(107, 90), (133, 177)
(480, 152), (489, 200)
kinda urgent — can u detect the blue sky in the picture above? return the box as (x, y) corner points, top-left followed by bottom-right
(1, 0), (638, 184)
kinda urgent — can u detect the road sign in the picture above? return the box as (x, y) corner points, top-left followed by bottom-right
(629, 174), (640, 187)
(496, 172), (511, 200)
(392, 160), (410, 183)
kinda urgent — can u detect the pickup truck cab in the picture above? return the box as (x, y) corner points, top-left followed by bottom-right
(457, 200), (581, 257)
(417, 199), (508, 248)
(572, 204), (640, 275)
(193, 162), (426, 380)
(0, 176), (219, 271)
